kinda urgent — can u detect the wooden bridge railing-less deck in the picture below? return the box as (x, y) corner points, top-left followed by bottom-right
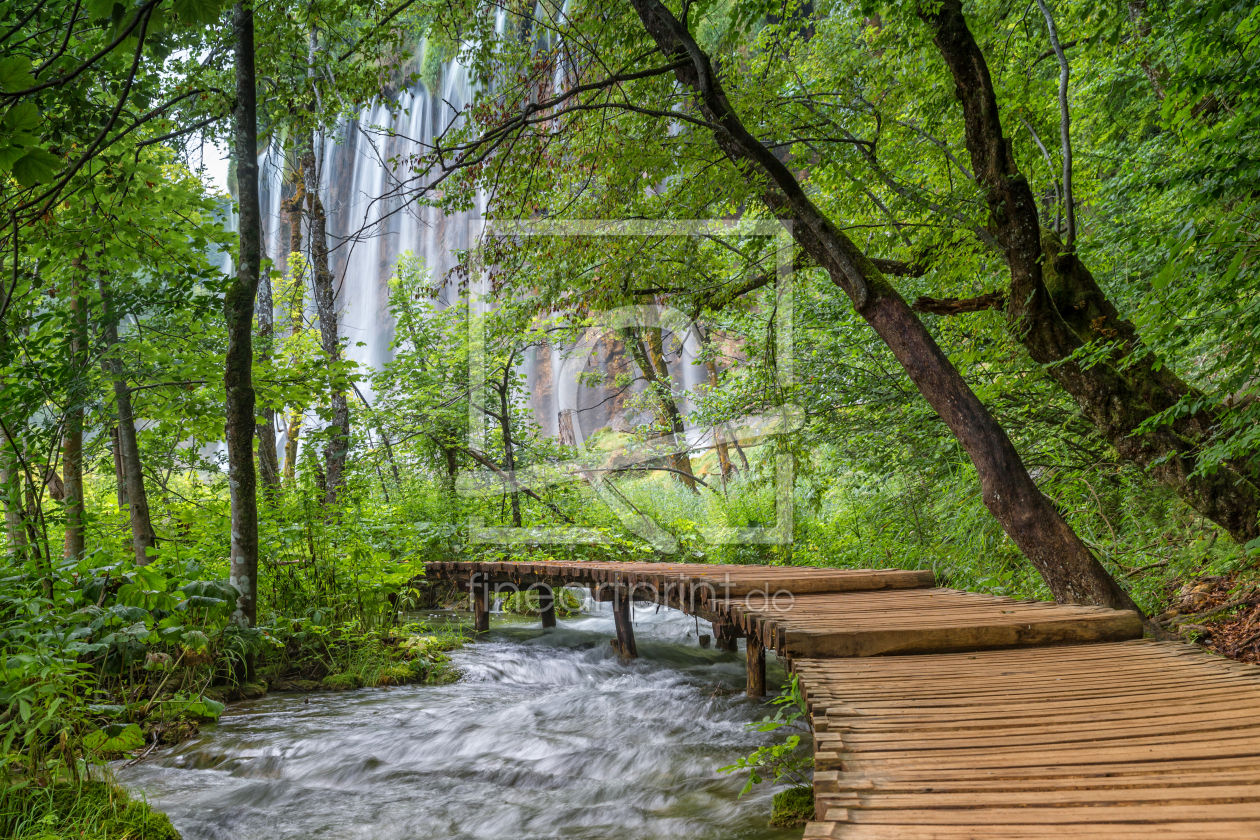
(422, 560), (1260, 838)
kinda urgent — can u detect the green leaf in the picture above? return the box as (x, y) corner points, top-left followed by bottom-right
(84, 723), (145, 753)
(0, 57), (35, 93)
(172, 0), (222, 26)
(10, 148), (60, 186)
(85, 0), (117, 18)
(2, 103), (40, 133)
(181, 629), (210, 649)
(0, 145), (26, 171)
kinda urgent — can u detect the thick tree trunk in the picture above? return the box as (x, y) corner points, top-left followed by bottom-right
(99, 279), (157, 565)
(62, 262), (87, 561)
(226, 0), (262, 627)
(254, 242), (281, 496)
(301, 137), (350, 505)
(922, 0), (1260, 545)
(629, 0), (1137, 611)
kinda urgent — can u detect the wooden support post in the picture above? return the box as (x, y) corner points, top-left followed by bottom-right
(539, 586), (556, 628)
(714, 622), (739, 652)
(747, 636), (766, 697)
(613, 589), (638, 658)
(471, 577), (490, 633)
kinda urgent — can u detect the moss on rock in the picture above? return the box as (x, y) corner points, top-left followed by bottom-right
(320, 672), (363, 690)
(769, 785), (814, 828)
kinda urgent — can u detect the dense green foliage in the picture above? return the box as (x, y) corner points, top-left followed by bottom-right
(3, 0), (1260, 834)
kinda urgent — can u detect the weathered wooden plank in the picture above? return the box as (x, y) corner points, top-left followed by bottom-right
(782, 614), (1142, 657)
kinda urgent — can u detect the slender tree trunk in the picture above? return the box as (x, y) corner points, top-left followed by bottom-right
(0, 310), (27, 559)
(284, 411), (302, 485)
(0, 443), (24, 559)
(280, 149), (306, 486)
(99, 279), (157, 565)
(350, 382), (402, 490)
(23, 442), (45, 573)
(301, 136), (350, 505)
(697, 326), (734, 480)
(629, 0), (1137, 611)
(922, 0), (1260, 546)
(496, 362), (522, 527)
(623, 324), (698, 491)
(226, 0), (262, 627)
(255, 240), (281, 495)
(62, 260), (87, 561)
(109, 427), (127, 510)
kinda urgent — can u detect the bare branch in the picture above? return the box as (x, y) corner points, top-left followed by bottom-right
(1034, 0), (1076, 247)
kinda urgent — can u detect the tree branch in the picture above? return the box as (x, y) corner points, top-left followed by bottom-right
(1034, 0), (1076, 247)
(912, 291), (1006, 315)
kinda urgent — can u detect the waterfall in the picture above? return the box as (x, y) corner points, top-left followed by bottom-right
(256, 53), (707, 464)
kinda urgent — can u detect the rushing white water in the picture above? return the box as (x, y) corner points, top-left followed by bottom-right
(116, 607), (802, 840)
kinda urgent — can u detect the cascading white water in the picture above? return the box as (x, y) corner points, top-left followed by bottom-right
(116, 609), (798, 840)
(255, 52), (711, 460)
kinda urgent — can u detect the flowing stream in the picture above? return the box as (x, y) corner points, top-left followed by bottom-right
(117, 607), (803, 839)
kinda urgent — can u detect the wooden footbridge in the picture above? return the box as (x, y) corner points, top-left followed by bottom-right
(424, 560), (1260, 838)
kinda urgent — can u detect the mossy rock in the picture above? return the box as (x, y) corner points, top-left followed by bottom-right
(142, 716), (200, 747)
(270, 678), (321, 692)
(373, 662), (419, 686)
(769, 785), (814, 828)
(239, 681), (268, 700)
(423, 662), (463, 685)
(401, 634), (465, 656)
(203, 681), (267, 703)
(0, 780), (181, 840)
(320, 672), (362, 691)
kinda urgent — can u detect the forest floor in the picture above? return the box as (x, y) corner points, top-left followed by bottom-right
(1157, 572), (1260, 663)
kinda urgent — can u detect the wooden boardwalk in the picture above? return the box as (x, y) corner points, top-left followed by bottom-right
(422, 560), (1260, 837)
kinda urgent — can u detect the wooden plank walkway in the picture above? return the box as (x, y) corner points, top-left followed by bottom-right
(716, 588), (1143, 658)
(422, 560), (1260, 836)
(797, 640), (1260, 839)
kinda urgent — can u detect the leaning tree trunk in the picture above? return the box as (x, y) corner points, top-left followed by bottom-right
(301, 136), (350, 505)
(62, 259), (87, 561)
(99, 278), (157, 565)
(696, 325), (734, 480)
(226, 0), (262, 628)
(622, 324), (699, 492)
(628, 0), (1137, 611)
(921, 0), (1260, 546)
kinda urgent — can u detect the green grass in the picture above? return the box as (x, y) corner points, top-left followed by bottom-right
(0, 779), (179, 840)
